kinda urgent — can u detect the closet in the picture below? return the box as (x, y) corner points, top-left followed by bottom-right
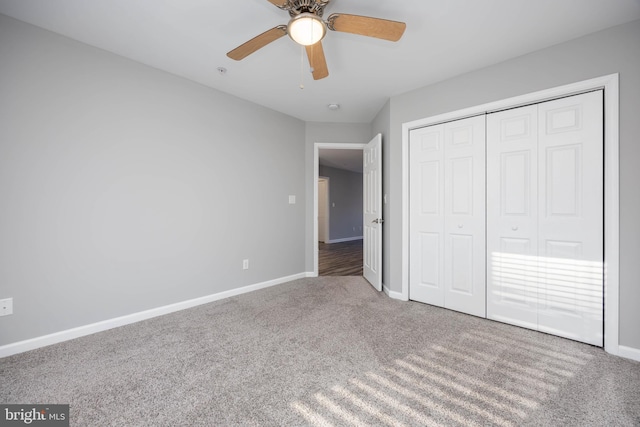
(409, 90), (604, 346)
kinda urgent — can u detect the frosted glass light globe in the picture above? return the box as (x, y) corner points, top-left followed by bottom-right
(288, 13), (326, 46)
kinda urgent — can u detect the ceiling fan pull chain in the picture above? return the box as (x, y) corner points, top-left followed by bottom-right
(299, 45), (305, 89)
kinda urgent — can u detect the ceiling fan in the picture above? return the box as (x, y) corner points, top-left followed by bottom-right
(226, 0), (407, 80)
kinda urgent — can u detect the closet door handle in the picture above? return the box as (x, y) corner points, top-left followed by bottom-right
(512, 226), (519, 231)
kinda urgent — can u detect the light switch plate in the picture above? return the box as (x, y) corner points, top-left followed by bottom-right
(288, 195), (296, 204)
(0, 298), (13, 316)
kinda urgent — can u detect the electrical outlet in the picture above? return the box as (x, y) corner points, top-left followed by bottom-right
(0, 298), (13, 316)
(242, 259), (249, 270)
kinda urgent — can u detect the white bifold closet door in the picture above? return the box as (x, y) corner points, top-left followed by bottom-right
(410, 115), (486, 317)
(487, 90), (604, 346)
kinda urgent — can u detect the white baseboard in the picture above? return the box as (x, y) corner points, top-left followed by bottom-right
(383, 284), (407, 301)
(326, 236), (363, 244)
(618, 345), (640, 362)
(0, 272), (308, 358)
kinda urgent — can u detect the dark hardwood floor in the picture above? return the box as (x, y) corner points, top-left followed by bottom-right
(318, 239), (363, 276)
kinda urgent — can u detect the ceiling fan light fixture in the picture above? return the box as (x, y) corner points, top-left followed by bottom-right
(288, 13), (326, 46)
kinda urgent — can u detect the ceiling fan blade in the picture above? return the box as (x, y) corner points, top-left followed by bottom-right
(305, 42), (329, 80)
(267, 0), (288, 7)
(227, 26), (287, 60)
(328, 13), (406, 42)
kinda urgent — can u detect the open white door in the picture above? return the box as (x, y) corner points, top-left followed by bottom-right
(363, 134), (383, 291)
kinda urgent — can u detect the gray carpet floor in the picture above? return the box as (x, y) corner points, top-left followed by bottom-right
(1, 276), (639, 426)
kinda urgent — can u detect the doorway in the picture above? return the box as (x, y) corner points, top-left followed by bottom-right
(313, 135), (383, 290)
(313, 143), (366, 277)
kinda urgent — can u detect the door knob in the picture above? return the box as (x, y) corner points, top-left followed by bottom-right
(512, 226), (519, 231)
(458, 224), (463, 228)
(372, 218), (385, 224)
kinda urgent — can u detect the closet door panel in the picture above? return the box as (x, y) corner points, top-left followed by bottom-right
(443, 116), (486, 317)
(450, 234), (474, 293)
(487, 105), (539, 328)
(409, 125), (446, 306)
(537, 91), (604, 346)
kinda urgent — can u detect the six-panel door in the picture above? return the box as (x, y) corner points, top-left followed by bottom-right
(364, 134), (383, 291)
(486, 104), (539, 330)
(535, 92), (603, 346)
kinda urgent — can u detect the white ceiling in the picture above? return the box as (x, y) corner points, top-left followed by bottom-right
(1, 0), (639, 123)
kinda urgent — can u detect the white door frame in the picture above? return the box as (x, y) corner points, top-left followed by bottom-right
(402, 74), (620, 355)
(313, 142), (366, 276)
(318, 176), (330, 243)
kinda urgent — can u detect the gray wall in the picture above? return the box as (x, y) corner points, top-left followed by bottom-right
(383, 19), (640, 349)
(0, 15), (306, 346)
(304, 122), (371, 272)
(318, 165), (363, 241)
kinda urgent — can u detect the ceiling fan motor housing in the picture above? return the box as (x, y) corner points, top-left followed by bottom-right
(285, 0), (331, 17)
